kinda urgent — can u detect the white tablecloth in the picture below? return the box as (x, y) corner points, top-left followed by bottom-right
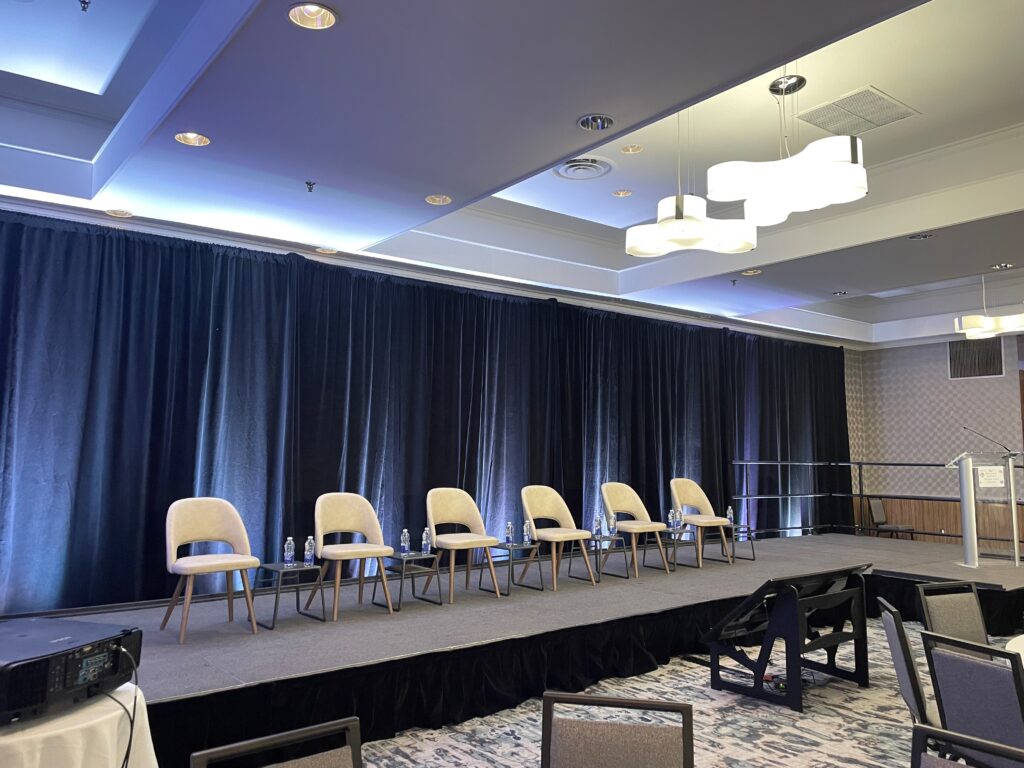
(0, 683), (157, 768)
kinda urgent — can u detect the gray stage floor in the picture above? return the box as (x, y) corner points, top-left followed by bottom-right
(70, 533), (1024, 703)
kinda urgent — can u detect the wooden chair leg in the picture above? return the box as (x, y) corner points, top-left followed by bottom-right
(551, 542), (561, 591)
(696, 528), (704, 568)
(465, 550), (472, 589)
(178, 575), (195, 644)
(630, 534), (640, 578)
(448, 549), (456, 604)
(483, 548), (501, 599)
(240, 570), (258, 636)
(582, 540), (597, 586)
(376, 557), (394, 614)
(655, 532), (670, 574)
(723, 526), (735, 564)
(332, 561), (343, 621)
(305, 563), (328, 609)
(423, 552), (437, 592)
(161, 576), (185, 631)
(357, 559), (365, 604)
(517, 547), (538, 581)
(226, 572), (234, 622)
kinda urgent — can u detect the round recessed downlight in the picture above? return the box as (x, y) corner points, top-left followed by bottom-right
(768, 74), (807, 96)
(105, 209), (133, 218)
(288, 3), (336, 29)
(740, 268), (762, 276)
(611, 189), (632, 198)
(620, 144), (643, 155)
(577, 113), (614, 131)
(425, 194), (452, 206)
(991, 263), (1014, 271)
(907, 233), (933, 241)
(832, 290), (848, 296)
(174, 131), (211, 147)
(315, 247), (338, 255)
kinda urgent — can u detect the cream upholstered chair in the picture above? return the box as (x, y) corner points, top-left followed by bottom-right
(424, 488), (501, 604)
(521, 485), (596, 590)
(670, 478), (733, 568)
(161, 497), (260, 644)
(600, 482), (670, 577)
(303, 492), (395, 621)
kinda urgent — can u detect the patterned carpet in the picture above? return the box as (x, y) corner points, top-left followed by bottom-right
(361, 618), (929, 768)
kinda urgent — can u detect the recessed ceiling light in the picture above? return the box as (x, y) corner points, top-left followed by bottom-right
(425, 194), (453, 206)
(740, 268), (762, 276)
(174, 131), (210, 147)
(991, 263), (1014, 270)
(768, 74), (807, 96)
(907, 233), (933, 241)
(315, 247), (338, 255)
(620, 144), (643, 154)
(105, 209), (133, 218)
(577, 114), (614, 131)
(612, 189), (632, 198)
(287, 3), (336, 30)
(832, 290), (848, 296)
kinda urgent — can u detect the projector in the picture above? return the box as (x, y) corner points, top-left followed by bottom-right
(0, 617), (142, 724)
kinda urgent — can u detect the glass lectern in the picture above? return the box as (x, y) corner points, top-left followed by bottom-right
(947, 451), (1020, 567)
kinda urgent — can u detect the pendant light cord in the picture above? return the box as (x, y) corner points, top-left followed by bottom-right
(676, 111), (682, 197)
(983, 273), (990, 316)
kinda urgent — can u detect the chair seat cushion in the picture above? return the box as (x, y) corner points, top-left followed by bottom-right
(535, 527), (592, 542)
(617, 520), (666, 534)
(321, 543), (395, 560)
(434, 532), (499, 549)
(682, 514), (729, 528)
(171, 553), (260, 575)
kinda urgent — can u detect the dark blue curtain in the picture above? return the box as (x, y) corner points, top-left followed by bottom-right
(0, 211), (850, 613)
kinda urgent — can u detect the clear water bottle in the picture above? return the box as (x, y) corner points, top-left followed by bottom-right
(421, 527), (431, 554)
(400, 528), (410, 554)
(673, 510), (681, 529)
(505, 520), (514, 545)
(523, 521), (532, 546)
(283, 536), (295, 567)
(726, 506), (735, 525)
(303, 536), (315, 567)
(592, 514), (601, 537)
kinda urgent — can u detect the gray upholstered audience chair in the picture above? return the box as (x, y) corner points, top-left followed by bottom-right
(521, 485), (596, 590)
(600, 482), (670, 577)
(669, 477), (734, 568)
(911, 724), (1024, 768)
(189, 715), (362, 767)
(541, 691), (694, 768)
(921, 631), (1024, 765)
(917, 581), (988, 645)
(162, 497), (260, 644)
(304, 492), (395, 621)
(424, 487), (501, 603)
(878, 597), (937, 726)
(869, 497), (915, 539)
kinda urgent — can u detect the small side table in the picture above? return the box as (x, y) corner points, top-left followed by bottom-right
(662, 528), (695, 571)
(480, 542), (545, 596)
(371, 552), (443, 611)
(575, 533), (630, 582)
(251, 562), (326, 630)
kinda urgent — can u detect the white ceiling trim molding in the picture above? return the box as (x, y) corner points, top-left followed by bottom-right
(734, 307), (875, 346)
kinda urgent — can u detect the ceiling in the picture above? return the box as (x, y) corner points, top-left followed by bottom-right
(4, 0), (1022, 347)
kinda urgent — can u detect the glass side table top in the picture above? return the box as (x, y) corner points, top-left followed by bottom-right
(260, 561), (323, 573)
(490, 541), (541, 551)
(390, 551), (438, 561)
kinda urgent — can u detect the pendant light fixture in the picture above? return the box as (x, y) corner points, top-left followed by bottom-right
(954, 273), (1024, 339)
(706, 71), (867, 226)
(625, 109), (756, 257)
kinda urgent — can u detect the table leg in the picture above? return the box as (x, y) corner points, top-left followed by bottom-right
(512, 545), (544, 591)
(257, 571), (284, 630)
(412, 555), (444, 605)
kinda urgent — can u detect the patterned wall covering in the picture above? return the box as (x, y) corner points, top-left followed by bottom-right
(845, 336), (1022, 499)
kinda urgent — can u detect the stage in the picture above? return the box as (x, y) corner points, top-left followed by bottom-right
(66, 533), (1024, 766)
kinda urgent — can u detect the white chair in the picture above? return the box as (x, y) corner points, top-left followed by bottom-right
(424, 488), (501, 603)
(161, 497), (260, 644)
(670, 478), (734, 568)
(600, 483), (670, 577)
(304, 493), (395, 621)
(521, 485), (596, 590)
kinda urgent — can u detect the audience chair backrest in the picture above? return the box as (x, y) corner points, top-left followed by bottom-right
(669, 478), (715, 517)
(878, 597), (929, 724)
(521, 485), (575, 533)
(868, 498), (887, 525)
(600, 482), (652, 526)
(166, 498), (251, 571)
(189, 715), (362, 767)
(314, 493), (385, 556)
(426, 488), (487, 538)
(911, 724), (1024, 768)
(918, 582), (988, 645)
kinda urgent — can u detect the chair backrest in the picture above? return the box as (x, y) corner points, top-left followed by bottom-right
(912, 724), (1024, 768)
(426, 488), (487, 538)
(314, 493), (384, 556)
(878, 597), (930, 724)
(918, 582), (988, 645)
(669, 478), (715, 517)
(921, 631), (1024, 758)
(600, 482), (652, 526)
(189, 716), (361, 767)
(868, 497), (887, 525)
(541, 691), (693, 768)
(166, 498), (251, 572)
(521, 486), (575, 533)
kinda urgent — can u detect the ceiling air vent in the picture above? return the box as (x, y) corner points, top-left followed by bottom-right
(797, 86), (918, 136)
(553, 157), (613, 181)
